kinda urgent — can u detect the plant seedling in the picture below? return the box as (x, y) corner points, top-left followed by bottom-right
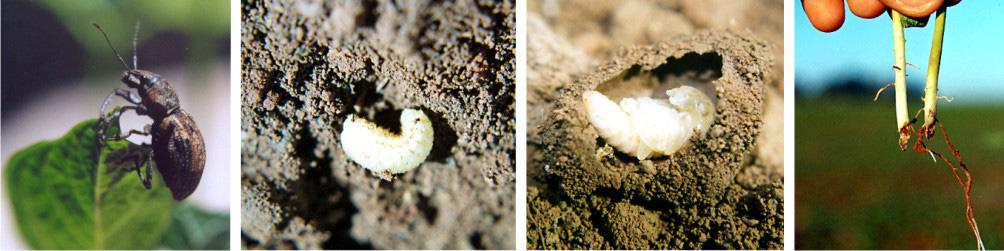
(877, 7), (985, 250)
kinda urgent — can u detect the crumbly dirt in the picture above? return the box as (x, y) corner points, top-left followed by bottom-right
(239, 0), (514, 249)
(527, 0), (783, 249)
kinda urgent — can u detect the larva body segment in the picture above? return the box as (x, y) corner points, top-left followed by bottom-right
(583, 91), (643, 157)
(583, 85), (714, 160)
(626, 97), (687, 158)
(339, 109), (434, 174)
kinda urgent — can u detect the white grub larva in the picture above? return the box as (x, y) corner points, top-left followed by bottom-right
(583, 86), (714, 160)
(339, 109), (434, 174)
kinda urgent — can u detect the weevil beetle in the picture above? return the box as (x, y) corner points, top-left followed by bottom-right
(93, 22), (205, 201)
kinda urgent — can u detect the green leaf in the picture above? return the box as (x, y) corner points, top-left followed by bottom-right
(161, 204), (230, 250)
(901, 14), (930, 28)
(4, 118), (176, 249)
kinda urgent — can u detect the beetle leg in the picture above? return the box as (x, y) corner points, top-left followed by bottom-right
(98, 89), (140, 146)
(99, 88), (138, 120)
(99, 89), (143, 125)
(134, 150), (153, 189)
(144, 153), (153, 189)
(97, 94), (120, 147)
(114, 106), (151, 142)
(112, 129), (151, 141)
(119, 104), (149, 116)
(124, 90), (143, 104)
(99, 105), (150, 144)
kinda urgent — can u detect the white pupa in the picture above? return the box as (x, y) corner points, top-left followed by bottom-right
(340, 109), (434, 174)
(583, 85), (714, 160)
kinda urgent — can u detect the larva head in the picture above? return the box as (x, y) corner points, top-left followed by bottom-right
(400, 109), (430, 129)
(397, 109), (433, 138)
(666, 86), (715, 133)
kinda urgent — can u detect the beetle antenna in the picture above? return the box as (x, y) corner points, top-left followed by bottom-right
(91, 22), (132, 70)
(132, 20), (140, 69)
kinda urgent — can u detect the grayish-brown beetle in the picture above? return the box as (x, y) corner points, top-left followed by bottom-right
(93, 22), (205, 201)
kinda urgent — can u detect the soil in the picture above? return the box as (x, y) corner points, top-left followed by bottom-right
(239, 0), (514, 249)
(527, 0), (784, 249)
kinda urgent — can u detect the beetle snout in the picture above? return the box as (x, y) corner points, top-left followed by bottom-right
(122, 71), (144, 88)
(121, 69), (162, 88)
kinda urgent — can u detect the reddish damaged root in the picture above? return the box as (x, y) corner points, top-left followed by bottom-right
(911, 117), (985, 250)
(920, 110), (937, 140)
(897, 109), (924, 151)
(899, 125), (912, 151)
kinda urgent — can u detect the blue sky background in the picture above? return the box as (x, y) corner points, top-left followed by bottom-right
(796, 1), (1004, 103)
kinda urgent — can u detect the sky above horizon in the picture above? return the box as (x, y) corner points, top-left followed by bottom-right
(796, 1), (1004, 103)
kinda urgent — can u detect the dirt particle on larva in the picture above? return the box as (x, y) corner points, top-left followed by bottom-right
(595, 144), (615, 160)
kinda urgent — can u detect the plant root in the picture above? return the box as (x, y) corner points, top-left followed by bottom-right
(873, 82), (895, 102)
(898, 125), (912, 151)
(910, 116), (985, 250)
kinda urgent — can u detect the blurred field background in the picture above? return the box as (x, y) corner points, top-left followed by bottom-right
(796, 97), (1004, 249)
(1, 0), (229, 249)
(796, 1), (1004, 249)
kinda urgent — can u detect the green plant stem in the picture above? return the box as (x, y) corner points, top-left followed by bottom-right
(923, 8), (947, 131)
(892, 11), (910, 149)
(920, 8), (985, 250)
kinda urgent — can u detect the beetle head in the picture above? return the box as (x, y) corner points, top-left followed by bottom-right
(123, 69), (181, 117)
(122, 69), (164, 89)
